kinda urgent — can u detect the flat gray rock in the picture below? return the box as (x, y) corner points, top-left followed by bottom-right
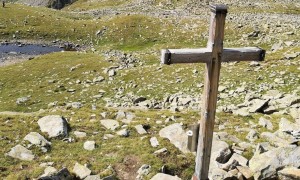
(74, 131), (87, 138)
(100, 119), (119, 130)
(150, 173), (181, 180)
(150, 137), (159, 147)
(159, 123), (188, 153)
(24, 132), (51, 147)
(8, 144), (35, 161)
(38, 115), (68, 138)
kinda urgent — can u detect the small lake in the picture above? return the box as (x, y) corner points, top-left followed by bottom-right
(0, 43), (63, 59)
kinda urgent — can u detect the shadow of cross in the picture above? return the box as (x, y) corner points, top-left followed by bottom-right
(160, 4), (265, 180)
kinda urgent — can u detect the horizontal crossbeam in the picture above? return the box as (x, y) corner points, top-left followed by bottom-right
(161, 47), (265, 65)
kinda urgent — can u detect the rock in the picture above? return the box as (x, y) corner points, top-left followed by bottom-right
(108, 69), (116, 77)
(237, 166), (254, 180)
(16, 96), (30, 104)
(246, 130), (259, 142)
(74, 131), (87, 138)
(100, 120), (119, 130)
(159, 123), (188, 153)
(84, 141), (96, 151)
(39, 167), (73, 180)
(7, 144), (34, 161)
(136, 164), (151, 179)
(285, 53), (299, 60)
(260, 132), (291, 147)
(249, 145), (300, 180)
(24, 132), (51, 147)
(38, 115), (68, 138)
(218, 153), (247, 171)
(278, 167), (300, 180)
(150, 137), (159, 147)
(133, 97), (147, 104)
(150, 173), (181, 180)
(116, 129), (130, 137)
(248, 99), (269, 113)
(209, 168), (229, 180)
(154, 148), (168, 155)
(289, 108), (300, 122)
(84, 175), (101, 180)
(71, 102), (82, 109)
(211, 137), (232, 163)
(40, 166), (58, 177)
(73, 163), (91, 179)
(135, 125), (147, 134)
(93, 76), (105, 83)
(258, 117), (273, 130)
(279, 118), (300, 136)
(103, 134), (114, 140)
(233, 107), (250, 117)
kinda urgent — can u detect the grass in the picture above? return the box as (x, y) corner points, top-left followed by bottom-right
(0, 1), (299, 179)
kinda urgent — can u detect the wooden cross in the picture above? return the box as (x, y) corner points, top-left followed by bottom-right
(161, 4), (265, 180)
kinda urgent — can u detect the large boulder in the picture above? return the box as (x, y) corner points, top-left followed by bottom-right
(249, 145), (300, 179)
(38, 115), (68, 138)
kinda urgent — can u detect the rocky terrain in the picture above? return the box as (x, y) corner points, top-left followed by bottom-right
(0, 0), (299, 180)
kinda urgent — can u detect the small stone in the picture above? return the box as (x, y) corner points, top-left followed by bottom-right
(150, 137), (159, 147)
(103, 134), (115, 140)
(100, 120), (119, 130)
(93, 76), (105, 83)
(154, 148), (168, 155)
(136, 164), (151, 179)
(24, 132), (51, 147)
(16, 96), (30, 104)
(73, 163), (91, 179)
(135, 125), (147, 135)
(74, 131), (87, 138)
(116, 129), (130, 137)
(246, 130), (258, 142)
(84, 141), (96, 151)
(7, 144), (35, 161)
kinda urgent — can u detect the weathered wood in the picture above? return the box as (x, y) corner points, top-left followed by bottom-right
(161, 47), (265, 64)
(161, 48), (211, 64)
(193, 5), (227, 180)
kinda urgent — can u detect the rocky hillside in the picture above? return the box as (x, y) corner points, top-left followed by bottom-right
(0, 0), (299, 180)
(18, 0), (75, 9)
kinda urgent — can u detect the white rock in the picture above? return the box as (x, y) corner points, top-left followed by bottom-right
(116, 129), (130, 137)
(84, 141), (96, 151)
(74, 131), (87, 138)
(24, 132), (51, 147)
(150, 137), (159, 147)
(100, 119), (119, 130)
(84, 175), (101, 180)
(73, 163), (91, 179)
(8, 144), (35, 161)
(135, 125), (147, 135)
(37, 115), (68, 138)
(150, 173), (181, 180)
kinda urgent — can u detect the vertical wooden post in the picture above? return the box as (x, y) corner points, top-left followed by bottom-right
(193, 5), (227, 180)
